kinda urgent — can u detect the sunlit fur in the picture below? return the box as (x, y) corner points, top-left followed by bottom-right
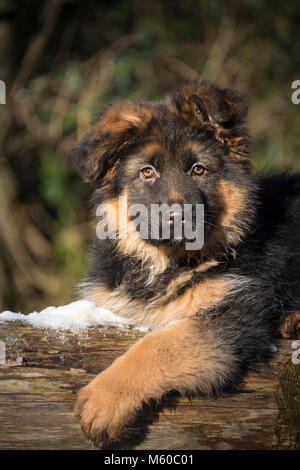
(72, 80), (300, 445)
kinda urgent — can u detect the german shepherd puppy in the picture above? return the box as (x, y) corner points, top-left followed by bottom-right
(72, 80), (300, 445)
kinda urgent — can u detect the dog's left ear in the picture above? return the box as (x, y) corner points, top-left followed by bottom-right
(170, 80), (251, 158)
(71, 102), (152, 181)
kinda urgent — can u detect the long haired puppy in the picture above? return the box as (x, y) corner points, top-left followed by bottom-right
(72, 80), (300, 445)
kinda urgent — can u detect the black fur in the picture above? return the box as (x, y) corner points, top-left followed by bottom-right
(73, 80), (300, 390)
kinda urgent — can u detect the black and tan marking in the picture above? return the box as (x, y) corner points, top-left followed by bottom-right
(71, 80), (300, 446)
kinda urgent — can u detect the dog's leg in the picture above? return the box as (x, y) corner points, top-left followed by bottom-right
(74, 317), (236, 445)
(280, 311), (300, 339)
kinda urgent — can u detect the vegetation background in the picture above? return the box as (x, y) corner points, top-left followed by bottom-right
(0, 0), (299, 312)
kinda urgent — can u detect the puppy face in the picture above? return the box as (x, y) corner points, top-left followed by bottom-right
(116, 126), (233, 247)
(72, 81), (257, 257)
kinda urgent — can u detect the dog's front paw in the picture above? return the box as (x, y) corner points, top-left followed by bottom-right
(74, 375), (136, 446)
(281, 312), (300, 339)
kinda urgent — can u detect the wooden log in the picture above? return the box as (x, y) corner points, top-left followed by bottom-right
(0, 321), (299, 450)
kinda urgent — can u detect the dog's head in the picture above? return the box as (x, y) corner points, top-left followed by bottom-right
(72, 80), (257, 261)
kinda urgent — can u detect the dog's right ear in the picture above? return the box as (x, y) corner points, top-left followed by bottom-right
(71, 102), (152, 181)
(170, 80), (251, 158)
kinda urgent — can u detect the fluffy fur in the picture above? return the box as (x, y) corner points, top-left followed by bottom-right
(72, 80), (300, 445)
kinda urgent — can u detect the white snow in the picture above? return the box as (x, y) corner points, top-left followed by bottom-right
(0, 300), (142, 334)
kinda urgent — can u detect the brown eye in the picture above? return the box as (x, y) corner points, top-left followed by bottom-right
(192, 164), (206, 176)
(141, 167), (155, 179)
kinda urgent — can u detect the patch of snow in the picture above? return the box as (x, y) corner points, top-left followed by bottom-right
(133, 326), (149, 333)
(0, 300), (139, 334)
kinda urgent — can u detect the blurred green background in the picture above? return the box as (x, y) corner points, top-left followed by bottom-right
(0, 0), (299, 312)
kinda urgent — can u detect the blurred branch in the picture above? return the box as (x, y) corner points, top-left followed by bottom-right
(77, 34), (135, 137)
(0, 0), (68, 311)
(11, 0), (65, 94)
(1, 0), (65, 148)
(153, 54), (199, 87)
(201, 15), (235, 82)
(0, 165), (63, 295)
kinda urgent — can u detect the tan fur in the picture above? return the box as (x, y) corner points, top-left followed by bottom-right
(101, 159), (121, 190)
(158, 262), (223, 306)
(280, 311), (300, 339)
(101, 190), (185, 274)
(83, 285), (142, 321)
(78, 103), (153, 181)
(218, 179), (248, 244)
(75, 317), (237, 444)
(91, 102), (152, 139)
(147, 276), (234, 326)
(124, 143), (164, 179)
(226, 136), (243, 153)
(170, 81), (250, 157)
(183, 140), (204, 154)
(84, 260), (222, 319)
(140, 141), (162, 158)
(100, 193), (124, 237)
(168, 189), (184, 204)
(199, 180), (249, 260)
(194, 259), (220, 272)
(84, 272), (233, 328)
(118, 232), (184, 275)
